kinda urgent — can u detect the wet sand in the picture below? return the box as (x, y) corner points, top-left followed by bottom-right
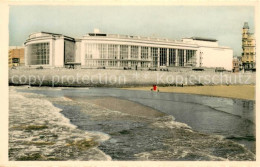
(68, 96), (165, 118)
(123, 85), (255, 100)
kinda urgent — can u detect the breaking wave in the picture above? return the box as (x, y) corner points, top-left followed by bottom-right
(9, 87), (111, 161)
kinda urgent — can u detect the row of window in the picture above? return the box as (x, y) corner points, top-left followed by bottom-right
(26, 42), (196, 67)
(85, 44), (151, 60)
(84, 44), (196, 63)
(85, 60), (150, 67)
(243, 55), (255, 60)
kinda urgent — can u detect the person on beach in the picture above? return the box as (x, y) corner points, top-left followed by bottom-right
(151, 85), (159, 92)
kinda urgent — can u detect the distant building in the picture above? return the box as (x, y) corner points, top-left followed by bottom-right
(237, 56), (243, 71)
(24, 31), (233, 70)
(232, 57), (241, 72)
(9, 46), (25, 67)
(241, 22), (256, 71)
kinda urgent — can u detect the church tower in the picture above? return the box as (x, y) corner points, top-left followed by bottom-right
(241, 22), (256, 71)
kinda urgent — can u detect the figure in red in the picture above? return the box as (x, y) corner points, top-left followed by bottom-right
(151, 85), (159, 92)
(153, 85), (157, 91)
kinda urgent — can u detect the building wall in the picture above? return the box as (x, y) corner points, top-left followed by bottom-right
(198, 47), (233, 70)
(8, 47), (25, 67)
(54, 38), (64, 67)
(75, 41), (81, 63)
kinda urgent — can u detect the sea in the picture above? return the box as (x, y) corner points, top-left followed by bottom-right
(9, 86), (256, 161)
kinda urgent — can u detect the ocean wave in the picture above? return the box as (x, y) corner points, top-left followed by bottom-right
(152, 115), (192, 130)
(132, 115), (256, 161)
(9, 87), (111, 161)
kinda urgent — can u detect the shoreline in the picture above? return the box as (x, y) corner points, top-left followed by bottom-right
(10, 84), (255, 101)
(9, 84), (255, 101)
(122, 85), (255, 101)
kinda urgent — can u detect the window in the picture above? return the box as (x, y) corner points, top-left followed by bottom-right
(130, 61), (138, 67)
(120, 45), (128, 60)
(169, 49), (176, 66)
(186, 50), (196, 66)
(12, 58), (20, 63)
(141, 62), (148, 68)
(120, 61), (128, 67)
(108, 60), (117, 67)
(85, 43), (97, 59)
(98, 44), (108, 59)
(27, 42), (49, 65)
(141, 47), (149, 60)
(130, 46), (138, 59)
(108, 44), (119, 59)
(159, 48), (167, 66)
(151, 47), (158, 67)
(178, 49), (184, 66)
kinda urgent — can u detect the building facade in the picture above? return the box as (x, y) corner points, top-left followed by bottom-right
(24, 31), (233, 70)
(241, 22), (256, 71)
(9, 46), (25, 67)
(24, 32), (79, 67)
(232, 57), (241, 73)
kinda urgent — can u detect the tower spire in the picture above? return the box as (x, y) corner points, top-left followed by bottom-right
(243, 22), (249, 29)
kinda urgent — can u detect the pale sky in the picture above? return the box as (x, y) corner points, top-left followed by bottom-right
(9, 5), (255, 56)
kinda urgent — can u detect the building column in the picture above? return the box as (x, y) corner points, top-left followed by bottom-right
(184, 50), (186, 67)
(117, 45), (120, 67)
(138, 46), (141, 68)
(148, 47), (151, 60)
(50, 40), (54, 66)
(175, 49), (178, 66)
(80, 42), (85, 66)
(148, 47), (151, 68)
(193, 50), (196, 67)
(128, 46), (131, 67)
(166, 48), (169, 66)
(106, 45), (108, 67)
(25, 45), (28, 66)
(157, 48), (160, 67)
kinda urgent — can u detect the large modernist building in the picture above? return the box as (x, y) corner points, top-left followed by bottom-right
(24, 31), (233, 70)
(241, 22), (256, 71)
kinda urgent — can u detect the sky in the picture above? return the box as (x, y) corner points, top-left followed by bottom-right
(9, 5), (255, 56)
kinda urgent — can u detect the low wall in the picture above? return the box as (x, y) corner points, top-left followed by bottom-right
(9, 68), (256, 87)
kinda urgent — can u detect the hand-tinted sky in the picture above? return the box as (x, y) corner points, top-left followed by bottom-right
(9, 5), (254, 56)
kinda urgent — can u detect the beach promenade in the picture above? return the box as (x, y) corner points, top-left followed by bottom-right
(9, 68), (256, 88)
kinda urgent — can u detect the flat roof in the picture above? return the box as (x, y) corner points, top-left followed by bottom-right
(191, 37), (217, 42)
(27, 32), (76, 42)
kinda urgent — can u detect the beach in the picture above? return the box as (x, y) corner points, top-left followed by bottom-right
(71, 96), (166, 118)
(9, 86), (256, 160)
(8, 69), (256, 160)
(123, 85), (255, 101)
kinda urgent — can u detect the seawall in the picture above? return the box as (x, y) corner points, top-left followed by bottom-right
(9, 68), (256, 87)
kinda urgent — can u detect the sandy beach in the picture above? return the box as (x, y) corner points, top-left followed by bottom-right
(123, 85), (255, 100)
